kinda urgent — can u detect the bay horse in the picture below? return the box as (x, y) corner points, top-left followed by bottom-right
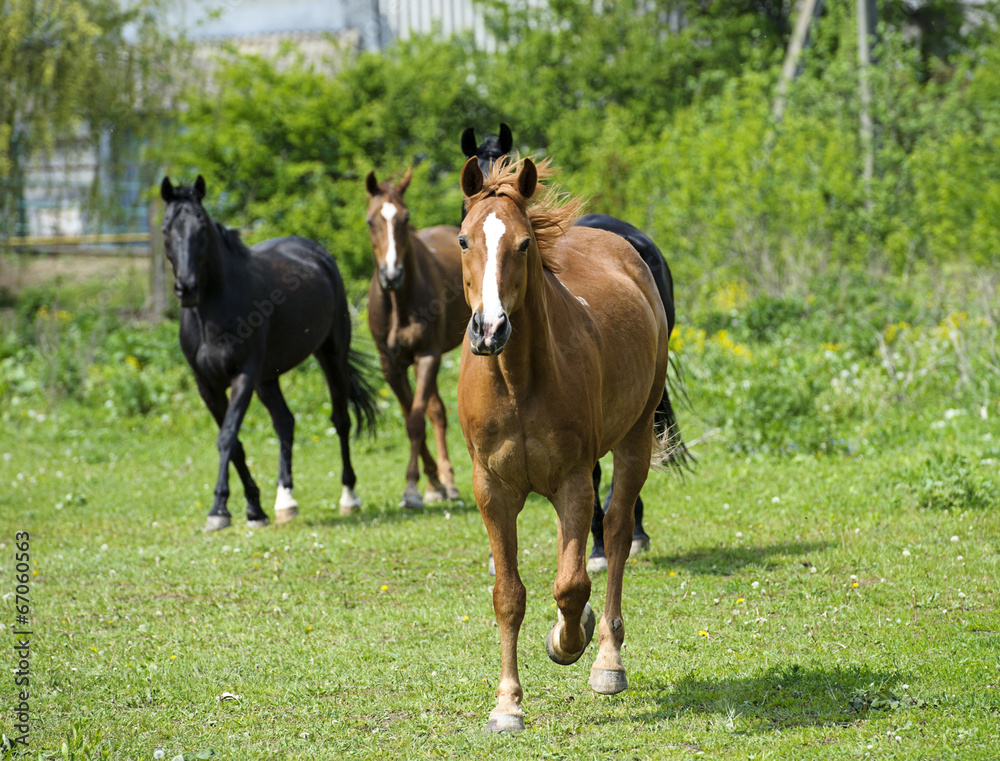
(462, 125), (689, 572)
(457, 156), (671, 732)
(160, 176), (378, 531)
(365, 168), (470, 510)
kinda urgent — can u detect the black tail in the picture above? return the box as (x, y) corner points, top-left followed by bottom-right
(347, 348), (380, 437)
(654, 357), (694, 473)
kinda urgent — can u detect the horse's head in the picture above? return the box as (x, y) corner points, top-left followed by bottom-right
(365, 168), (414, 292)
(458, 156), (538, 356)
(161, 175), (210, 307)
(461, 123), (513, 177)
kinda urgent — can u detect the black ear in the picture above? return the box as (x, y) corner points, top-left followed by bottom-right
(461, 128), (478, 158)
(194, 175), (206, 201)
(160, 177), (174, 202)
(517, 158), (537, 199)
(461, 156), (484, 198)
(366, 171), (380, 196)
(498, 123), (513, 154)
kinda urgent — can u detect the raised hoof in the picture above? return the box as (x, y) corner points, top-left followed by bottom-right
(587, 552), (608, 573)
(445, 485), (461, 500)
(545, 602), (596, 666)
(339, 502), (360, 517)
(424, 487), (446, 504)
(275, 506), (298, 524)
(630, 535), (650, 556)
(205, 515), (231, 531)
(589, 667), (628, 695)
(400, 492), (424, 511)
(487, 553), (495, 576)
(487, 713), (525, 733)
(246, 517), (269, 529)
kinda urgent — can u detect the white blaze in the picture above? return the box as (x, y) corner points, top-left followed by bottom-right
(481, 212), (506, 337)
(381, 202), (398, 273)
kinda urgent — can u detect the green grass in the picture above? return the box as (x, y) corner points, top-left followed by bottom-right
(1, 268), (999, 759)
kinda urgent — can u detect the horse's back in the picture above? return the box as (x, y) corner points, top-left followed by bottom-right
(416, 225), (463, 268)
(574, 214), (674, 331)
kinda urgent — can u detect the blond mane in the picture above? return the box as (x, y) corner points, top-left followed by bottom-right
(466, 156), (586, 271)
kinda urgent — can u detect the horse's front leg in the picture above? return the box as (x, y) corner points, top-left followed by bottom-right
(207, 372), (257, 530)
(381, 356), (431, 510)
(546, 467), (597, 665)
(425, 389), (460, 500)
(474, 463), (528, 732)
(401, 353), (442, 509)
(590, 422), (652, 695)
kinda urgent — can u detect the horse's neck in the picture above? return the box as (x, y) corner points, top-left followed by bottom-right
(497, 251), (555, 381)
(199, 224), (240, 308)
(388, 229), (425, 318)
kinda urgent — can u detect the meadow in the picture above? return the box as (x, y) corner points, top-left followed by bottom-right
(0, 255), (998, 759)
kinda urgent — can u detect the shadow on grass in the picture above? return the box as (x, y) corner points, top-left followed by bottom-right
(636, 664), (909, 730)
(652, 541), (831, 575)
(302, 495), (483, 529)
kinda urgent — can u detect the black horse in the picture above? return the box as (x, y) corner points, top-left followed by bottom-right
(461, 127), (689, 572)
(160, 176), (378, 531)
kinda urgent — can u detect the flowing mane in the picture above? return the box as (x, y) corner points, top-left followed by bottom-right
(465, 156), (585, 271)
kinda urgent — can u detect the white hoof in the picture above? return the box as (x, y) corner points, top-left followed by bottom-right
(205, 515), (231, 531)
(424, 487), (446, 504)
(247, 517), (269, 529)
(545, 603), (596, 665)
(630, 535), (650, 555)
(339, 485), (361, 516)
(587, 554), (608, 573)
(275, 507), (298, 524)
(275, 485), (298, 512)
(445, 485), (461, 500)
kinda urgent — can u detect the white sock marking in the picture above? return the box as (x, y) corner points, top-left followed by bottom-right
(339, 485), (361, 509)
(275, 485), (297, 512)
(481, 212), (506, 342)
(381, 202), (398, 275)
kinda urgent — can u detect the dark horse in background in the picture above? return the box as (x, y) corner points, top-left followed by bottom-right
(161, 176), (378, 530)
(461, 125), (689, 571)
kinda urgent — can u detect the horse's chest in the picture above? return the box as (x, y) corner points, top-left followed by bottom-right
(473, 413), (583, 495)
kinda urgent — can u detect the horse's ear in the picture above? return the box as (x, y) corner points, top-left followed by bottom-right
(461, 128), (477, 158)
(517, 158), (537, 199)
(194, 175), (207, 201)
(499, 123), (513, 154)
(461, 156), (484, 198)
(397, 165), (413, 196)
(160, 177), (174, 202)
(366, 171), (380, 196)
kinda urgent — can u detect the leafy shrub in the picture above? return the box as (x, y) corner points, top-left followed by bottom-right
(744, 295), (807, 343)
(895, 452), (998, 511)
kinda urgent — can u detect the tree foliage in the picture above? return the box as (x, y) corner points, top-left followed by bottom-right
(0, 0), (185, 236)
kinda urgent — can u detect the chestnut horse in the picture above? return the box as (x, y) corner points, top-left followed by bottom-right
(462, 124), (690, 573)
(457, 156), (670, 732)
(365, 168), (470, 509)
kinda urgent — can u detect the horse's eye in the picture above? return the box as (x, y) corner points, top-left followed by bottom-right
(518, 238), (530, 254)
(458, 235), (469, 251)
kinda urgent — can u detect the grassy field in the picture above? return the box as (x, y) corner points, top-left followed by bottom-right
(1, 260), (998, 759)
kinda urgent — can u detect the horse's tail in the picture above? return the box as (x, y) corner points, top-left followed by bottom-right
(652, 355), (694, 473)
(347, 348), (380, 437)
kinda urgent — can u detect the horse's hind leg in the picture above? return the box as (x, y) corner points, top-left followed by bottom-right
(546, 467), (597, 666)
(315, 341), (361, 515)
(381, 357), (436, 510)
(256, 378), (298, 524)
(197, 374), (263, 530)
(590, 419), (653, 695)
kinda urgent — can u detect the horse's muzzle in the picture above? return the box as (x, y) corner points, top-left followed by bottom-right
(174, 282), (200, 307)
(378, 266), (405, 291)
(468, 310), (510, 355)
